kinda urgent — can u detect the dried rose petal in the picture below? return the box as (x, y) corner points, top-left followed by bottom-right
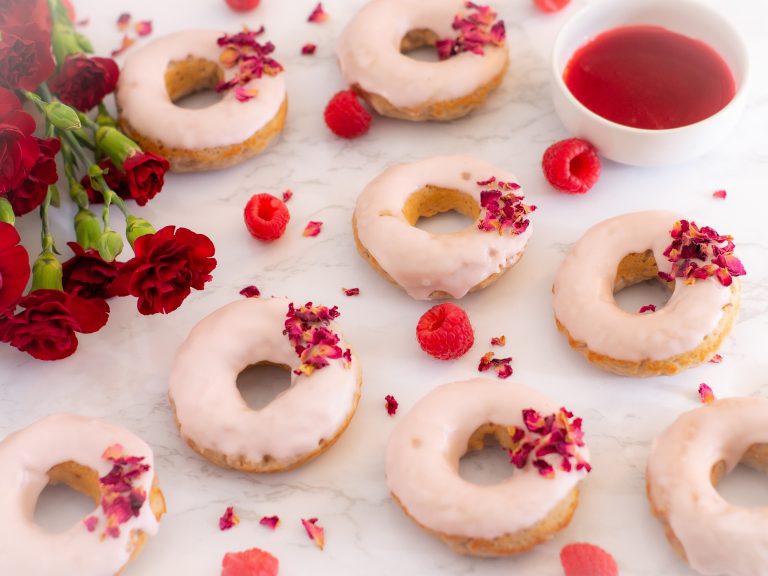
(478, 351), (513, 379)
(436, 3), (505, 60)
(83, 516), (98, 532)
(116, 12), (131, 31)
(111, 35), (135, 57)
(219, 506), (240, 531)
(282, 190), (293, 202)
(77, 17), (90, 27)
(94, 444), (151, 539)
(234, 86), (259, 102)
(260, 515), (280, 530)
(699, 383), (715, 404)
(134, 20), (153, 37)
(343, 287), (360, 297)
(490, 335), (506, 346)
(301, 43), (317, 55)
(476, 177), (535, 236)
(385, 394), (398, 416)
(308, 3), (328, 23)
(638, 304), (656, 314)
(713, 190), (727, 200)
(240, 285), (261, 298)
(710, 354), (723, 364)
(301, 518), (325, 549)
(284, 302), (346, 376)
(303, 221), (323, 237)
(216, 28), (284, 104)
(101, 443), (124, 460)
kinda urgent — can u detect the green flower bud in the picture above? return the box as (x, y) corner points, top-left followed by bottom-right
(95, 126), (140, 168)
(51, 22), (83, 65)
(74, 209), (102, 250)
(96, 229), (124, 262)
(31, 251), (63, 292)
(0, 197), (15, 225)
(125, 216), (156, 247)
(44, 101), (81, 131)
(68, 178), (89, 209)
(75, 32), (93, 54)
(48, 184), (61, 208)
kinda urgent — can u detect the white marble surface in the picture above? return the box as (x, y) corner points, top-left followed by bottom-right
(3, 0), (768, 574)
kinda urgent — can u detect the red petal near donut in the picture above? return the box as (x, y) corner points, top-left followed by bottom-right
(301, 518), (325, 550)
(48, 55), (120, 112)
(308, 3), (329, 23)
(222, 548), (279, 576)
(0, 222), (30, 313)
(259, 515), (280, 530)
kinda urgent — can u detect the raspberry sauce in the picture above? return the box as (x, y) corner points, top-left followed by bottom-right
(564, 25), (736, 130)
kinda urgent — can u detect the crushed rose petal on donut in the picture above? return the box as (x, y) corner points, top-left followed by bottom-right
(436, 2), (506, 60)
(301, 518), (325, 549)
(239, 285), (261, 298)
(385, 394), (399, 416)
(490, 335), (506, 346)
(282, 190), (293, 202)
(638, 304), (656, 314)
(301, 43), (317, 55)
(303, 221), (323, 237)
(659, 220), (746, 287)
(507, 407), (590, 478)
(83, 515), (99, 532)
(116, 13), (131, 31)
(284, 302), (350, 376)
(342, 287), (360, 296)
(710, 354), (723, 364)
(308, 3), (328, 23)
(478, 351), (513, 379)
(134, 20), (153, 37)
(698, 383), (715, 404)
(94, 443), (151, 539)
(477, 177), (536, 235)
(216, 27), (283, 103)
(219, 506), (240, 531)
(713, 189), (727, 200)
(260, 515), (280, 530)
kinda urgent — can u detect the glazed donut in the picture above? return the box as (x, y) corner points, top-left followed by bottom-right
(169, 297), (362, 473)
(647, 397), (768, 576)
(353, 156), (534, 300)
(117, 30), (287, 172)
(0, 414), (165, 576)
(553, 211), (743, 377)
(385, 378), (591, 556)
(337, 0), (508, 121)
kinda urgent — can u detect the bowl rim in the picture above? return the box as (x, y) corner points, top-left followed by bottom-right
(551, 0), (751, 136)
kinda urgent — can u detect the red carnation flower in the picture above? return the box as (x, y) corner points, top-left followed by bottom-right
(109, 226), (216, 315)
(0, 22), (55, 91)
(62, 242), (122, 299)
(5, 137), (60, 215)
(49, 55), (120, 111)
(81, 158), (126, 204)
(0, 0), (51, 31)
(0, 289), (109, 360)
(0, 87), (40, 194)
(0, 222), (30, 313)
(83, 154), (169, 207)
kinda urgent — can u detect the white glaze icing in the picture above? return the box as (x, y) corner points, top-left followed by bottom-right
(0, 414), (159, 576)
(552, 211), (736, 362)
(647, 398), (768, 576)
(385, 378), (590, 539)
(117, 30), (286, 149)
(168, 297), (361, 466)
(354, 155), (533, 300)
(336, 0), (508, 109)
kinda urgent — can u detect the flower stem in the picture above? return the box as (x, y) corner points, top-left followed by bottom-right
(39, 186), (56, 253)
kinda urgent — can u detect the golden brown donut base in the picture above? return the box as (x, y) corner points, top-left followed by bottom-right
(391, 423), (581, 556)
(646, 442), (768, 565)
(117, 56), (287, 172)
(554, 250), (740, 377)
(353, 185), (523, 299)
(47, 461), (166, 576)
(170, 361), (363, 473)
(352, 29), (509, 121)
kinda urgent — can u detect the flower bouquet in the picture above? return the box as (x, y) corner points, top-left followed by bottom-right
(0, 0), (217, 360)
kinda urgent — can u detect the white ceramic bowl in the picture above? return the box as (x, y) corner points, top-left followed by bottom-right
(551, 0), (750, 166)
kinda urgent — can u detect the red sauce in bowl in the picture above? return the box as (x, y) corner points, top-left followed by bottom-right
(563, 25), (736, 130)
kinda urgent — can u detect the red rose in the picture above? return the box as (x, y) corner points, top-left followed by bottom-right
(0, 222), (30, 313)
(0, 22), (55, 91)
(122, 152), (170, 206)
(62, 242), (122, 299)
(0, 289), (109, 360)
(0, 0), (51, 30)
(49, 55), (119, 112)
(0, 87), (40, 194)
(5, 137), (60, 216)
(110, 226), (216, 315)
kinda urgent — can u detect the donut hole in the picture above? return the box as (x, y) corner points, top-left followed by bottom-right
(236, 362), (293, 410)
(612, 250), (673, 313)
(34, 461), (100, 533)
(165, 57), (225, 110)
(458, 423), (518, 486)
(405, 185), (480, 234)
(400, 29), (441, 62)
(712, 443), (768, 506)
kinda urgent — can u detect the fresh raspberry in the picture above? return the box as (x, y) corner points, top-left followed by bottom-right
(416, 303), (474, 360)
(244, 193), (290, 241)
(221, 548), (278, 576)
(324, 90), (372, 139)
(560, 543), (619, 576)
(225, 0), (261, 12)
(542, 138), (601, 194)
(534, 0), (571, 13)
